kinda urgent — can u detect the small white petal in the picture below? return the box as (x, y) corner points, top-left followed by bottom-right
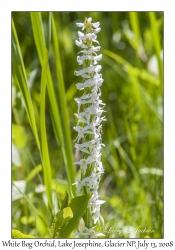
(75, 40), (82, 47)
(81, 73), (91, 78)
(92, 39), (99, 44)
(92, 22), (100, 28)
(94, 27), (101, 34)
(76, 22), (84, 27)
(78, 31), (84, 38)
(81, 44), (88, 48)
(88, 17), (92, 22)
(94, 54), (102, 61)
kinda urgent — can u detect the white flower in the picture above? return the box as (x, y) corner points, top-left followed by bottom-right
(83, 124), (99, 138)
(74, 65), (102, 77)
(90, 230), (105, 238)
(74, 98), (83, 113)
(93, 27), (101, 34)
(77, 54), (102, 65)
(77, 109), (91, 125)
(76, 17), (92, 30)
(79, 32), (97, 41)
(75, 40), (88, 48)
(75, 226), (105, 238)
(78, 31), (85, 39)
(74, 159), (88, 175)
(89, 194), (105, 207)
(94, 54), (102, 64)
(76, 79), (96, 90)
(72, 177), (89, 193)
(92, 22), (100, 29)
(74, 17), (105, 235)
(94, 161), (105, 173)
(86, 151), (102, 165)
(87, 172), (99, 190)
(74, 113), (89, 124)
(74, 143), (90, 157)
(93, 207), (104, 224)
(78, 46), (101, 55)
(72, 179), (84, 193)
(73, 125), (94, 143)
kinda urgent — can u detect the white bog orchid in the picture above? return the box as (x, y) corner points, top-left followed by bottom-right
(73, 17), (105, 238)
(74, 159), (88, 175)
(75, 226), (105, 238)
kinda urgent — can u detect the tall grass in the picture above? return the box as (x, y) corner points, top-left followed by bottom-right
(12, 11), (163, 238)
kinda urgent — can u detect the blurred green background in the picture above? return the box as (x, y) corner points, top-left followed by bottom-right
(12, 12), (163, 238)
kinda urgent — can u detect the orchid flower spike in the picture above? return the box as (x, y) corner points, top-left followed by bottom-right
(74, 17), (105, 238)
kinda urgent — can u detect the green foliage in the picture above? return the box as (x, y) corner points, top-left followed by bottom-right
(12, 182), (47, 227)
(12, 11), (163, 238)
(12, 229), (34, 238)
(52, 14), (76, 196)
(12, 124), (28, 148)
(148, 12), (163, 83)
(50, 192), (70, 238)
(12, 19), (40, 150)
(60, 192), (69, 210)
(59, 194), (91, 238)
(30, 12), (75, 197)
(25, 165), (42, 182)
(50, 207), (73, 238)
(50, 194), (91, 238)
(40, 46), (53, 209)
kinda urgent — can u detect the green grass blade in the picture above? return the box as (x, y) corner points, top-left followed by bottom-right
(12, 19), (40, 150)
(103, 54), (160, 86)
(129, 12), (140, 50)
(103, 48), (129, 67)
(138, 84), (162, 122)
(47, 68), (64, 146)
(46, 12), (52, 51)
(52, 13), (76, 197)
(30, 12), (75, 195)
(103, 49), (162, 122)
(30, 12), (45, 63)
(40, 47), (53, 209)
(129, 12), (142, 66)
(52, 180), (67, 196)
(25, 164), (42, 182)
(113, 140), (139, 182)
(148, 12), (163, 84)
(30, 12), (63, 143)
